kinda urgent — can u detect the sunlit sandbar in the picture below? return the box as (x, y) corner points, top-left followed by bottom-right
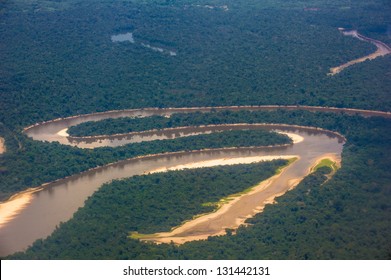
(0, 188), (41, 228)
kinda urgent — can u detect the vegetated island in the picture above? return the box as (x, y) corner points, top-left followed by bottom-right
(133, 155), (340, 245)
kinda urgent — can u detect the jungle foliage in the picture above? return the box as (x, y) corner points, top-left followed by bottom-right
(1, 0), (390, 260)
(1, 0), (390, 130)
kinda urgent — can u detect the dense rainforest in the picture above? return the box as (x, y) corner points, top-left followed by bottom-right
(1, 0), (390, 129)
(1, 0), (390, 259)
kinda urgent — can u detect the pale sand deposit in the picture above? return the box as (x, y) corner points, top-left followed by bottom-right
(57, 129), (69, 137)
(138, 154), (340, 245)
(0, 137), (5, 154)
(0, 188), (41, 228)
(148, 155), (296, 174)
(274, 131), (303, 143)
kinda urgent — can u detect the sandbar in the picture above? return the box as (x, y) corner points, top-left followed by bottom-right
(148, 155), (296, 174)
(0, 137), (5, 154)
(137, 156), (299, 244)
(0, 188), (41, 228)
(138, 154), (340, 244)
(57, 129), (69, 137)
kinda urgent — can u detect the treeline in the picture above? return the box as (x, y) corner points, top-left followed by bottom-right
(1, 0), (391, 259)
(67, 115), (190, 136)
(68, 109), (386, 141)
(1, 0), (390, 130)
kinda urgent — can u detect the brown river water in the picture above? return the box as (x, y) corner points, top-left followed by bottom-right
(0, 106), (365, 256)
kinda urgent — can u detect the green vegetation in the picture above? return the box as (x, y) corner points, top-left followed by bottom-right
(67, 116), (170, 136)
(132, 156), (297, 241)
(1, 0), (390, 259)
(1, 0), (390, 131)
(312, 158), (338, 172)
(199, 157), (297, 208)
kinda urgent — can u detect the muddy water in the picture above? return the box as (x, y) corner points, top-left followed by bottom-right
(0, 121), (344, 256)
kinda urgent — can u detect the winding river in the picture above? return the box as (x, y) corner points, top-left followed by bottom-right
(0, 106), (390, 257)
(329, 29), (391, 75)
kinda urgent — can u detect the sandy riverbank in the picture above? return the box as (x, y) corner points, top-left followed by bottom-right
(137, 156), (299, 244)
(0, 188), (42, 228)
(148, 155), (296, 174)
(138, 154), (340, 245)
(0, 137), (5, 154)
(57, 129), (69, 137)
(274, 131), (303, 144)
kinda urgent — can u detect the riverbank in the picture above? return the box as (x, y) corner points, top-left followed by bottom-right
(0, 137), (5, 154)
(148, 155), (297, 174)
(0, 187), (43, 229)
(134, 158), (303, 244)
(135, 154), (340, 245)
(311, 153), (340, 172)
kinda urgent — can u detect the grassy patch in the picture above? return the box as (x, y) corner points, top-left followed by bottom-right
(313, 158), (338, 172)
